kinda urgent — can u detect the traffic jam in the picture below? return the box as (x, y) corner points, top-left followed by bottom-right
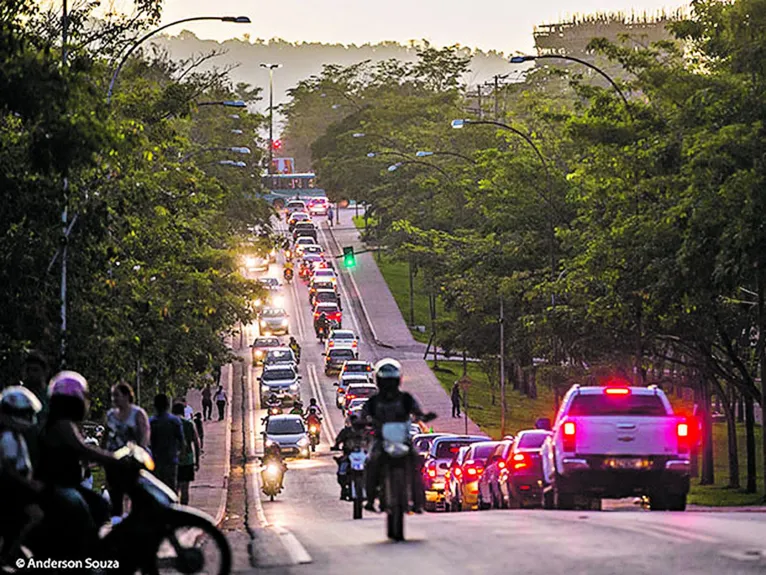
(248, 199), (695, 515)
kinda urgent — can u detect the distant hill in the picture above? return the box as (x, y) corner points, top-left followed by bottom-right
(153, 32), (517, 115)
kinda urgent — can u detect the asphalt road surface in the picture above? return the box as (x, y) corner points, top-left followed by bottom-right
(228, 216), (766, 575)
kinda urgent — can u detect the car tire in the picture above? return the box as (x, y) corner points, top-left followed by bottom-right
(666, 494), (687, 511)
(477, 493), (490, 511)
(553, 476), (575, 510)
(542, 485), (555, 510)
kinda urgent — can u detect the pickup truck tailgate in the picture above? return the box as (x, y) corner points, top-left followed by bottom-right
(571, 416), (680, 456)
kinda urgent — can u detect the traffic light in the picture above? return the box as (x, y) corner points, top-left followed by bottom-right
(343, 246), (356, 268)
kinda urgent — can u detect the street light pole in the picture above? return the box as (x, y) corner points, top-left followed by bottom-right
(261, 63), (281, 174)
(500, 297), (506, 437)
(107, 16), (250, 104)
(60, 0), (69, 366)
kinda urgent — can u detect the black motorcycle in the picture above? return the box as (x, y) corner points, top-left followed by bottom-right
(20, 443), (231, 574)
(316, 325), (328, 344)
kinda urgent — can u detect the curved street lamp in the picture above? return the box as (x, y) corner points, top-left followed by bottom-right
(198, 100), (247, 108)
(107, 16), (251, 104)
(416, 150), (475, 164)
(181, 146), (251, 163)
(510, 54), (631, 120)
(367, 150), (410, 161)
(260, 63), (282, 174)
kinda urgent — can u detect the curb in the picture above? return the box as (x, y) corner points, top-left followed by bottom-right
(213, 360), (234, 527)
(324, 221), (394, 349)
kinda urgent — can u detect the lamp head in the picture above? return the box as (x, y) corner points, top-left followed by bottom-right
(352, 133), (365, 138)
(451, 119), (466, 129)
(223, 100), (246, 108)
(221, 16), (251, 23)
(415, 151), (433, 157)
(231, 147), (251, 155)
(510, 55), (534, 64)
(387, 163), (401, 172)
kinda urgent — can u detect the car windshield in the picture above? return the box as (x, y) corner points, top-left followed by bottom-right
(287, 203), (304, 209)
(330, 349), (355, 359)
(435, 440), (479, 459)
(259, 278), (278, 287)
(313, 282), (333, 291)
(348, 399), (367, 408)
(347, 386), (376, 397)
(262, 309), (286, 317)
(517, 433), (548, 449)
(470, 445), (497, 461)
(317, 304), (338, 313)
(267, 418), (304, 435)
(296, 222), (315, 229)
(254, 338), (279, 347)
(267, 350), (292, 360)
(262, 369), (295, 381)
(568, 394), (667, 417)
(333, 332), (354, 340)
(297, 238), (313, 245)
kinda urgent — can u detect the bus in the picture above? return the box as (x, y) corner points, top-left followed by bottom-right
(260, 172), (328, 208)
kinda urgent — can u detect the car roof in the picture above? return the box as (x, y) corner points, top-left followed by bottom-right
(315, 289), (337, 294)
(343, 360), (371, 366)
(432, 435), (489, 445)
(269, 414), (302, 422)
(287, 200), (305, 205)
(573, 385), (657, 396)
(254, 337), (280, 344)
(413, 433), (451, 440)
(316, 302), (339, 309)
(346, 383), (377, 389)
(266, 347), (293, 354)
(467, 441), (501, 451)
(331, 330), (355, 336)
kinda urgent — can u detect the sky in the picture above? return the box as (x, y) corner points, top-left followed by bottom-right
(158, 0), (687, 53)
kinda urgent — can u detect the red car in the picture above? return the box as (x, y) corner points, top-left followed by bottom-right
(499, 430), (551, 508)
(314, 302), (342, 328)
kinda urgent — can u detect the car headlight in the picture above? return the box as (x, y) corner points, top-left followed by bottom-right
(281, 318), (289, 327)
(260, 320), (267, 327)
(297, 437), (310, 447)
(265, 438), (274, 447)
(290, 383), (299, 391)
(255, 350), (264, 357)
(255, 299), (262, 307)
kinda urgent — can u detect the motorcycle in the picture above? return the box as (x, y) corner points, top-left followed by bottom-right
(316, 325), (328, 344)
(261, 462), (284, 501)
(283, 268), (294, 283)
(348, 448), (367, 520)
(268, 404), (283, 416)
(380, 414), (437, 541)
(307, 421), (321, 452)
(20, 443), (231, 574)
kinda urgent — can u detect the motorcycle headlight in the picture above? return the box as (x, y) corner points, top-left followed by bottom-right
(281, 318), (289, 327)
(260, 320), (267, 327)
(255, 299), (262, 307)
(309, 425), (318, 433)
(265, 438), (274, 447)
(255, 350), (264, 357)
(297, 437), (310, 447)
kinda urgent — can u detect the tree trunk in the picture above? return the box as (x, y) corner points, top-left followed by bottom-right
(737, 393), (745, 423)
(529, 366), (538, 400)
(745, 393), (757, 493)
(758, 263), (766, 502)
(700, 376), (715, 485)
(723, 388), (740, 489)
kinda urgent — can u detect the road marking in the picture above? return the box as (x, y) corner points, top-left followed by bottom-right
(273, 525), (313, 564)
(307, 362), (337, 441)
(637, 523), (720, 544)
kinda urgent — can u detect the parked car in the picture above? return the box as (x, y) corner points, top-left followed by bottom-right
(448, 441), (501, 511)
(259, 365), (300, 405)
(324, 346), (357, 375)
(264, 414), (310, 459)
(477, 439), (514, 509)
(422, 435), (488, 512)
(335, 373), (373, 408)
(500, 430), (551, 509)
(250, 336), (282, 365)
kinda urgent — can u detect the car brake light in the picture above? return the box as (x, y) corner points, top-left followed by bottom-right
(677, 422), (688, 437)
(563, 421), (576, 452)
(512, 453), (529, 470)
(346, 395), (356, 401)
(453, 467), (462, 477)
(426, 461), (437, 478)
(497, 461), (506, 470)
(677, 421), (690, 454)
(605, 387), (630, 395)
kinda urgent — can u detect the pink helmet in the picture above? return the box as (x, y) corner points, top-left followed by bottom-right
(48, 370), (89, 401)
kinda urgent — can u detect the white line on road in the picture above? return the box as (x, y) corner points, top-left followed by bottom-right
(307, 362), (337, 442)
(273, 525), (313, 564)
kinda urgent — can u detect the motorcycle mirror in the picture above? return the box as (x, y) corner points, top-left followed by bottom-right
(321, 352), (326, 356)
(333, 382), (338, 386)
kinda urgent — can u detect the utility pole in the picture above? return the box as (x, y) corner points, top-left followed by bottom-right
(260, 63), (281, 174)
(60, 0), (69, 367)
(500, 297), (506, 437)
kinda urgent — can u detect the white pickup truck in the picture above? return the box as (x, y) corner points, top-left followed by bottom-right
(540, 384), (691, 511)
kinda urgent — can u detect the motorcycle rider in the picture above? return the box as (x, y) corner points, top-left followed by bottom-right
(36, 371), (130, 560)
(361, 359), (434, 514)
(283, 260), (294, 281)
(305, 407), (322, 435)
(288, 336), (301, 363)
(289, 400), (304, 416)
(307, 397), (323, 416)
(331, 414), (368, 500)
(0, 387), (44, 564)
(315, 311), (330, 339)
(261, 443), (287, 489)
(262, 393), (282, 425)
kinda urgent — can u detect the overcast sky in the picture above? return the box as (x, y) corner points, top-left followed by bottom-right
(158, 0), (687, 53)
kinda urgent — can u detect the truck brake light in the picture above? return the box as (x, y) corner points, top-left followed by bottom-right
(604, 387), (630, 395)
(677, 422), (688, 437)
(563, 421), (576, 452)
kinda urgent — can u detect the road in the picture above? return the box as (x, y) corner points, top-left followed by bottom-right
(226, 212), (766, 575)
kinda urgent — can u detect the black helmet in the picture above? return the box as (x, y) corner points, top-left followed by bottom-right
(374, 358), (401, 394)
(309, 398), (317, 405)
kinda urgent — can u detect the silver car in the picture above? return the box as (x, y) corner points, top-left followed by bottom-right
(264, 414), (310, 459)
(259, 307), (290, 335)
(259, 364), (301, 405)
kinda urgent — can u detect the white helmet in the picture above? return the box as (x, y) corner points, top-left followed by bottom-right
(0, 386), (42, 429)
(374, 358), (402, 390)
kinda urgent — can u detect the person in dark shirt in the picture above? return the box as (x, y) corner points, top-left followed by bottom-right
(149, 394), (184, 492)
(193, 412), (204, 450)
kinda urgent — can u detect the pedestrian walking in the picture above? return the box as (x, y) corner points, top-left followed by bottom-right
(327, 205), (334, 227)
(181, 397), (194, 420)
(103, 382), (150, 516)
(201, 384), (213, 421)
(149, 393), (184, 492)
(193, 412), (204, 451)
(451, 381), (461, 418)
(214, 385), (227, 421)
(171, 403), (200, 505)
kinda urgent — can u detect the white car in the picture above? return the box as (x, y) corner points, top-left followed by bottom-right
(540, 384), (691, 511)
(293, 236), (316, 256)
(311, 268), (337, 285)
(285, 200), (306, 215)
(325, 329), (358, 355)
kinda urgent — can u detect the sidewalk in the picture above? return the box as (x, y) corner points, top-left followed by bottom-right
(327, 210), (483, 436)
(185, 362), (233, 525)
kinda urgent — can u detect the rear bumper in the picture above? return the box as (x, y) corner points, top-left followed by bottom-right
(510, 475), (544, 501)
(558, 456), (690, 498)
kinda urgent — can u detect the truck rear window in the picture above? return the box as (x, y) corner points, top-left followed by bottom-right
(569, 394), (667, 416)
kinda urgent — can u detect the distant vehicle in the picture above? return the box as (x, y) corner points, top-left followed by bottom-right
(301, 244), (324, 257)
(500, 430), (550, 509)
(325, 329), (358, 354)
(288, 211), (311, 230)
(309, 279), (337, 303)
(477, 438), (514, 509)
(263, 347), (297, 369)
(312, 269), (336, 284)
(345, 397), (369, 418)
(422, 435), (488, 512)
(324, 346), (358, 376)
(342, 383), (377, 414)
(259, 365), (300, 406)
(264, 414), (310, 458)
(245, 254), (269, 272)
(541, 384), (691, 511)
(259, 307), (290, 335)
(448, 441), (502, 511)
(293, 236), (316, 253)
(258, 277), (281, 291)
(260, 172), (326, 209)
(251, 336), (282, 365)
(307, 197), (330, 216)
(335, 373), (373, 408)
(285, 200), (306, 215)
(312, 289), (340, 310)
(292, 221), (318, 241)
(412, 433), (451, 457)
(338, 360), (373, 380)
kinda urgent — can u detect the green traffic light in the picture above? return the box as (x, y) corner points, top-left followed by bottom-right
(342, 246), (356, 268)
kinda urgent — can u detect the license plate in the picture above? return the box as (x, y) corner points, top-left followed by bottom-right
(608, 458), (648, 469)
